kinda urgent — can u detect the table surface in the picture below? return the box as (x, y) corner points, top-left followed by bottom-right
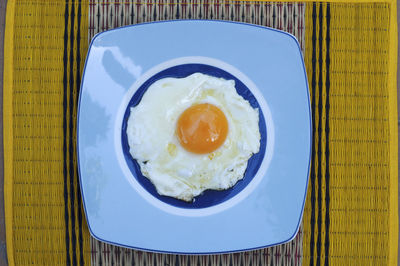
(0, 0), (398, 265)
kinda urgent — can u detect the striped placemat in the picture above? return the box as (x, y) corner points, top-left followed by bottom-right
(3, 0), (398, 265)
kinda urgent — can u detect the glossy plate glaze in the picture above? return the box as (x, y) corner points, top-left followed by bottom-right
(78, 20), (311, 254)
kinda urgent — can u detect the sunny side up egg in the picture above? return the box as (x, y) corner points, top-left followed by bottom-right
(126, 73), (261, 202)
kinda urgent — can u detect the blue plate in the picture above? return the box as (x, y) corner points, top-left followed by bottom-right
(78, 20), (311, 254)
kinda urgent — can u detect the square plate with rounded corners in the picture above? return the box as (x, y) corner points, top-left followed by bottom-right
(78, 20), (311, 254)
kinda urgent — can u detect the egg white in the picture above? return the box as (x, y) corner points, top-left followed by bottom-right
(126, 73), (261, 202)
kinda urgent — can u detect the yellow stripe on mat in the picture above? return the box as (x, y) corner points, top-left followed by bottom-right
(302, 2), (398, 265)
(4, 0), (90, 265)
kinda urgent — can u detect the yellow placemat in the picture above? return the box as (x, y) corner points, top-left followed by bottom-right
(302, 3), (398, 265)
(4, 0), (91, 265)
(3, 0), (398, 265)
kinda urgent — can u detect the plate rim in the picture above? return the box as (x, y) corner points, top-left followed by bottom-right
(77, 19), (312, 254)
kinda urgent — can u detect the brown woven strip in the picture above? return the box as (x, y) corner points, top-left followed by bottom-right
(88, 1), (305, 51)
(88, 1), (305, 265)
(91, 233), (303, 265)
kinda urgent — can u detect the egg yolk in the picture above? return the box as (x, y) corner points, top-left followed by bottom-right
(176, 103), (228, 154)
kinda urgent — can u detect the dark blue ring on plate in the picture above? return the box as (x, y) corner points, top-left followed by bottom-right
(121, 63), (266, 209)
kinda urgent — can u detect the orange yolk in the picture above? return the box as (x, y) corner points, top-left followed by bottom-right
(176, 103), (228, 154)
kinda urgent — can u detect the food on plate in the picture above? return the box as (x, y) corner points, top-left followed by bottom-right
(126, 73), (260, 202)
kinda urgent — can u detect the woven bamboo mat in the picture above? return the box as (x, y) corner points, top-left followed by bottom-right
(3, 0), (398, 265)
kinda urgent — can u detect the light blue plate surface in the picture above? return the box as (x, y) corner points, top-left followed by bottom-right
(78, 20), (311, 254)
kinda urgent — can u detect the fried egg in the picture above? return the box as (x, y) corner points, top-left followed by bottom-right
(127, 73), (260, 202)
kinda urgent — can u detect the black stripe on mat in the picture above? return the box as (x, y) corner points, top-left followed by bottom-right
(309, 3), (317, 266)
(69, 1), (78, 265)
(316, 3), (324, 265)
(325, 4), (331, 266)
(63, 0), (71, 265)
(75, 0), (85, 264)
